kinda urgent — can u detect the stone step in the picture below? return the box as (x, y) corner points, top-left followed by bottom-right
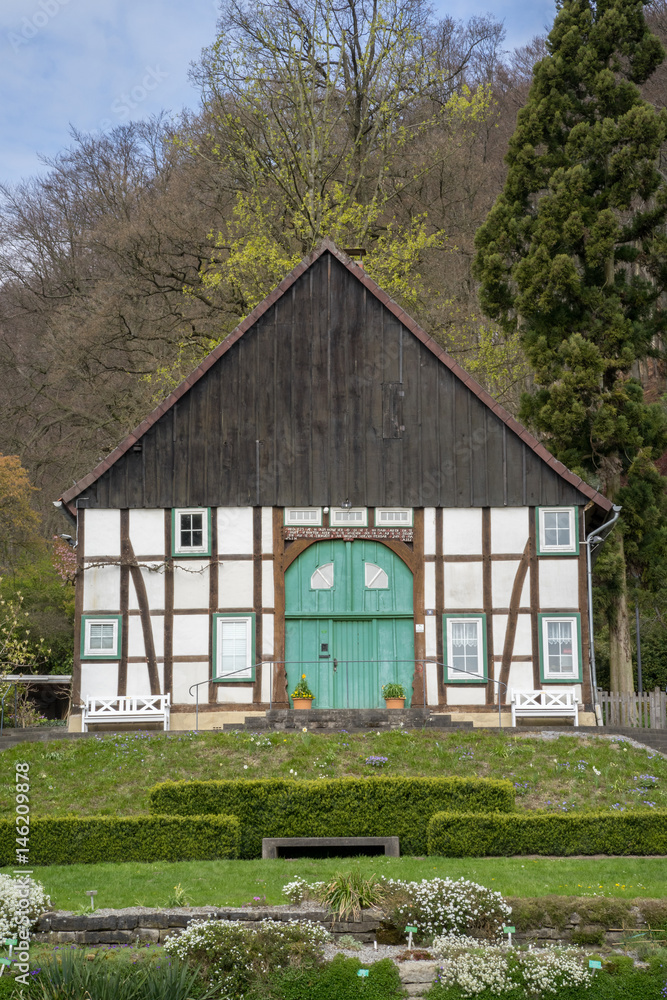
(223, 709), (474, 733)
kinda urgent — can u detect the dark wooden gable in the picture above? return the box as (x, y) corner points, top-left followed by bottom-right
(64, 248), (609, 511)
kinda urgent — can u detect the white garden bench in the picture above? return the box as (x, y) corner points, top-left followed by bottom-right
(82, 695), (170, 732)
(510, 689), (578, 726)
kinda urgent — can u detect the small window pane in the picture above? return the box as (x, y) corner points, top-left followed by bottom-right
(311, 563), (334, 589)
(180, 512), (203, 548)
(89, 622), (114, 650)
(334, 510), (363, 522)
(219, 619), (249, 677)
(378, 510), (409, 523)
(287, 509), (320, 523)
(544, 510), (571, 548)
(451, 621), (480, 675)
(546, 620), (574, 673)
(365, 563), (388, 588)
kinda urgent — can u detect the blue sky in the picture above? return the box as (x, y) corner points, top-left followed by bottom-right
(0, 0), (557, 186)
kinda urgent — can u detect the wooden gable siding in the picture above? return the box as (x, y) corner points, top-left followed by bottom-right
(87, 253), (588, 510)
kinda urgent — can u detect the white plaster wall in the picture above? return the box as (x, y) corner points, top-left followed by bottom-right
(217, 685), (254, 703)
(82, 565), (120, 611)
(218, 507), (254, 554)
(128, 615), (164, 658)
(261, 508), (273, 554)
(491, 508), (529, 554)
(125, 663), (165, 696)
(262, 561), (275, 608)
(444, 562), (484, 609)
(492, 561), (520, 609)
(173, 561), (209, 609)
(426, 662), (439, 706)
(129, 510), (165, 556)
(446, 686), (487, 705)
(424, 562), (436, 609)
(443, 509), (482, 555)
(263, 614), (274, 655)
(508, 662), (535, 694)
(85, 510), (121, 558)
(261, 661), (272, 703)
(425, 616), (437, 657)
(80, 662), (119, 700)
(128, 563), (165, 610)
(219, 561), (254, 608)
(423, 509), (436, 555)
(539, 560), (579, 609)
(172, 615), (209, 656)
(172, 662), (208, 703)
(492, 613), (532, 657)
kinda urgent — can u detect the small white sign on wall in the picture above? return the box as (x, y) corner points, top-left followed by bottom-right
(415, 624), (424, 633)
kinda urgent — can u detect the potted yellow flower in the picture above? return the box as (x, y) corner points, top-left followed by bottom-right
(291, 674), (315, 710)
(382, 682), (406, 709)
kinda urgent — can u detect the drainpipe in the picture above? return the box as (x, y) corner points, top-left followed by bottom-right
(584, 503), (622, 723)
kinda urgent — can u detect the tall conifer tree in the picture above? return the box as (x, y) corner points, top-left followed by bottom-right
(474, 0), (667, 692)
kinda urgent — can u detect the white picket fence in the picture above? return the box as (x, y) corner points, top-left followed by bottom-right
(599, 688), (667, 729)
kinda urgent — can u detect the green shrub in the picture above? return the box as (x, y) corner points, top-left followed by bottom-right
(0, 814), (240, 866)
(427, 810), (667, 857)
(318, 871), (386, 921)
(252, 955), (405, 1000)
(164, 918), (328, 997)
(149, 777), (514, 858)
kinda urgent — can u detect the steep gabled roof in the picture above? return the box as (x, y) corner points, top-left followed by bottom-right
(59, 239), (612, 514)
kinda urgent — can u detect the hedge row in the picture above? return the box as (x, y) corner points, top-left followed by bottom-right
(149, 776), (514, 858)
(0, 814), (240, 866)
(427, 810), (667, 857)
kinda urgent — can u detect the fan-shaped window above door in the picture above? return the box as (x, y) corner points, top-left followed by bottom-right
(310, 563), (334, 589)
(364, 563), (388, 589)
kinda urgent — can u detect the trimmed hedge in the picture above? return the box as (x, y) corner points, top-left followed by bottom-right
(427, 810), (667, 857)
(0, 814), (240, 866)
(149, 777), (514, 858)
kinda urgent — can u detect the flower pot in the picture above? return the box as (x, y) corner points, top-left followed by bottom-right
(384, 697), (405, 710)
(292, 698), (314, 710)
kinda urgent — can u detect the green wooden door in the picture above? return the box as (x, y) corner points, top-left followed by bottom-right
(285, 541), (414, 708)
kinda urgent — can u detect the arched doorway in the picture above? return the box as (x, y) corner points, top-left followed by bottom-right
(285, 540), (414, 708)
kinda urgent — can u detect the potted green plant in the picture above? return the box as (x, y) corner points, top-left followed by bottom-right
(291, 674), (315, 710)
(382, 682), (406, 709)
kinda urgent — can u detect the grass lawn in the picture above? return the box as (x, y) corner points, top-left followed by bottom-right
(1, 728), (665, 818)
(4, 856), (667, 910)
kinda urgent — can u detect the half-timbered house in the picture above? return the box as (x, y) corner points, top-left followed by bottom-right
(57, 241), (613, 730)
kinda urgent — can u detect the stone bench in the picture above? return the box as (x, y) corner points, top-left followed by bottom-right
(262, 836), (400, 859)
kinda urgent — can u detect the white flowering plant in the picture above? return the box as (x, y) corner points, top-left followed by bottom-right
(384, 876), (512, 942)
(430, 936), (594, 997)
(163, 917), (328, 998)
(282, 876), (325, 904)
(0, 874), (51, 939)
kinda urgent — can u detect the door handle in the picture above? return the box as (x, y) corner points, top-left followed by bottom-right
(333, 659), (337, 672)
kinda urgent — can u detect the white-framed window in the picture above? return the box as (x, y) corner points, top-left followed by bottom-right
(443, 615), (487, 682)
(81, 615), (122, 659)
(311, 563), (334, 589)
(364, 562), (388, 589)
(284, 507), (323, 526)
(172, 507), (211, 556)
(213, 614), (255, 681)
(539, 614), (581, 681)
(330, 507), (368, 526)
(375, 508), (413, 526)
(537, 507), (578, 555)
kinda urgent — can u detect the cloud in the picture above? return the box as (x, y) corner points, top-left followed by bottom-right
(0, 0), (219, 184)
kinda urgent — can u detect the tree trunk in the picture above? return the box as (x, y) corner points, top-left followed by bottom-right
(607, 531), (635, 694)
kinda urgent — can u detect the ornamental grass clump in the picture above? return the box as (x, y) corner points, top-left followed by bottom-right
(319, 870), (386, 921)
(0, 874), (50, 939)
(163, 917), (328, 998)
(385, 876), (511, 941)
